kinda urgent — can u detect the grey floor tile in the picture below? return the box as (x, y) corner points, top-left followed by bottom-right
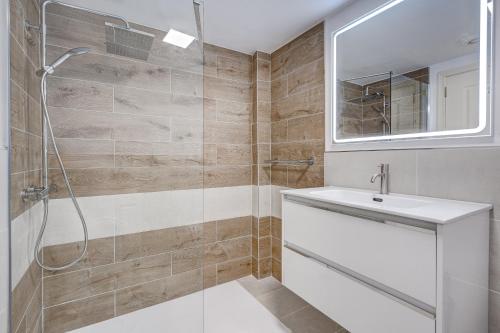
(281, 305), (345, 333)
(238, 275), (282, 297)
(257, 286), (309, 319)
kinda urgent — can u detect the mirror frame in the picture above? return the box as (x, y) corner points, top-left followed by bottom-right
(330, 0), (494, 146)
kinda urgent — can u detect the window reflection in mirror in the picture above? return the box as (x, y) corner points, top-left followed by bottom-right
(333, 0), (493, 143)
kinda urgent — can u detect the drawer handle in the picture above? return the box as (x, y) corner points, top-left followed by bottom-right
(284, 241), (436, 319)
(284, 195), (437, 232)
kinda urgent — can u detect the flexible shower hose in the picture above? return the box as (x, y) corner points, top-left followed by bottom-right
(33, 71), (88, 271)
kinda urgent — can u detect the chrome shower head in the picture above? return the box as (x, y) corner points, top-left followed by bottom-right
(38, 47), (90, 76)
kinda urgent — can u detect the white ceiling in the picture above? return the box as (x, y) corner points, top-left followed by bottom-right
(62, 0), (350, 54)
(203, 0), (350, 54)
(337, 0), (481, 82)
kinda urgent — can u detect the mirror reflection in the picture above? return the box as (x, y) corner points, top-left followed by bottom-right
(335, 0), (490, 141)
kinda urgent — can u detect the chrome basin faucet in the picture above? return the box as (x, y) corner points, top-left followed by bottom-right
(370, 163), (389, 195)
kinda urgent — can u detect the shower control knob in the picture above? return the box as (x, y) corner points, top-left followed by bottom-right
(21, 186), (49, 202)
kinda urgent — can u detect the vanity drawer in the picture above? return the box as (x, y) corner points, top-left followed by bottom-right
(282, 247), (435, 333)
(283, 200), (436, 307)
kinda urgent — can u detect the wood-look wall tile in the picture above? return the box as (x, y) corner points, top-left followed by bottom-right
(287, 113), (324, 142)
(258, 236), (271, 258)
(26, 96), (42, 136)
(9, 172), (25, 220)
(10, 82), (26, 131)
(204, 76), (251, 103)
(216, 100), (252, 123)
(271, 77), (288, 101)
(9, 0), (24, 47)
(271, 85), (324, 121)
(271, 217), (282, 239)
(257, 59), (271, 82)
(26, 284), (42, 333)
(272, 237), (282, 260)
(203, 166), (251, 188)
(203, 221), (217, 244)
(10, 34), (26, 91)
(277, 30), (323, 79)
(217, 257), (252, 284)
(50, 153), (115, 169)
(203, 265), (217, 288)
(43, 292), (114, 333)
(114, 86), (202, 119)
(115, 278), (169, 316)
(217, 55), (252, 82)
(149, 39), (203, 74)
(165, 268), (203, 300)
(43, 237), (114, 277)
(252, 236), (258, 258)
(12, 261), (41, 332)
(270, 165), (287, 187)
(259, 257), (272, 278)
(252, 256), (259, 278)
(257, 101), (271, 123)
(271, 120), (287, 143)
(171, 70), (203, 97)
(46, 45), (171, 91)
(287, 58), (324, 95)
(271, 141), (324, 165)
(115, 224), (204, 261)
(49, 166), (203, 198)
(204, 121), (250, 144)
(216, 144), (251, 165)
(27, 133), (41, 171)
(216, 216), (252, 241)
(10, 128), (28, 173)
(203, 144), (217, 166)
(47, 77), (113, 112)
(46, 14), (106, 53)
(258, 217), (271, 237)
(204, 237), (251, 266)
(172, 246), (203, 274)
(152, 142), (203, 166)
(43, 252), (171, 307)
(287, 165), (324, 188)
(170, 118), (203, 143)
(272, 258), (282, 282)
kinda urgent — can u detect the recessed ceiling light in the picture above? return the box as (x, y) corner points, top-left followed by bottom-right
(163, 29), (195, 48)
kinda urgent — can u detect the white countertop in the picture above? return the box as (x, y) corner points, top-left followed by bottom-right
(281, 186), (492, 224)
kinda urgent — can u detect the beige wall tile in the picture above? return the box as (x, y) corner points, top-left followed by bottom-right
(271, 85), (324, 121)
(204, 237), (251, 266)
(217, 55), (252, 82)
(287, 113), (324, 142)
(203, 265), (217, 288)
(271, 217), (282, 239)
(216, 100), (252, 123)
(116, 224), (204, 261)
(43, 252), (172, 307)
(43, 292), (115, 333)
(259, 217), (271, 237)
(47, 77), (113, 112)
(259, 236), (271, 258)
(259, 257), (272, 278)
(114, 86), (203, 119)
(172, 247), (203, 274)
(203, 166), (251, 188)
(43, 237), (114, 277)
(12, 261), (41, 332)
(272, 237), (282, 260)
(9, 172), (25, 220)
(287, 58), (324, 95)
(204, 121), (250, 144)
(257, 59), (271, 82)
(217, 257), (252, 284)
(204, 76), (252, 103)
(165, 268), (203, 300)
(217, 144), (251, 165)
(115, 278), (167, 316)
(272, 258), (282, 282)
(46, 45), (171, 91)
(217, 216), (252, 241)
(171, 70), (203, 97)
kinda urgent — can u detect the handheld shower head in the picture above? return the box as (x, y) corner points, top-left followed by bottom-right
(38, 47), (90, 76)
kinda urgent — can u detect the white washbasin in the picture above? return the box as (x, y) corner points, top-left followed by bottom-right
(309, 189), (432, 209)
(282, 186), (492, 224)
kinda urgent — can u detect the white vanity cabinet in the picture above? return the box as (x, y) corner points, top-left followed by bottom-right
(281, 188), (491, 333)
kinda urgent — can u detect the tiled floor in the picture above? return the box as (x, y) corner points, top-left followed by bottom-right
(70, 276), (346, 333)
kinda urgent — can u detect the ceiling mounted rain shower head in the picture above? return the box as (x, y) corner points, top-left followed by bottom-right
(38, 47), (90, 76)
